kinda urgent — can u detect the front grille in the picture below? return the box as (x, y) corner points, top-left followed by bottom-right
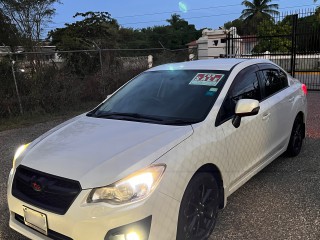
(15, 214), (73, 240)
(12, 165), (81, 215)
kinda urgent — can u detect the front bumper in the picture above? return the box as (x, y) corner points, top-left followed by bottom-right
(7, 169), (180, 240)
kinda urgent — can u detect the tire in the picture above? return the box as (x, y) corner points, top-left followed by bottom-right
(286, 115), (304, 157)
(176, 173), (219, 240)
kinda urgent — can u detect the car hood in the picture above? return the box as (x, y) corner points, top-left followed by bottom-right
(19, 116), (193, 189)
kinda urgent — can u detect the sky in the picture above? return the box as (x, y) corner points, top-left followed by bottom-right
(46, 0), (319, 35)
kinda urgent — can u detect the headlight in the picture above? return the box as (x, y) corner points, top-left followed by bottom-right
(13, 143), (30, 168)
(87, 164), (166, 205)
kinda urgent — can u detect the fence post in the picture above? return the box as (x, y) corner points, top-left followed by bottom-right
(10, 58), (23, 115)
(92, 41), (105, 95)
(290, 14), (298, 78)
(226, 32), (231, 58)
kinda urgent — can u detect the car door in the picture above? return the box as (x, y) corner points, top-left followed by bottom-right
(257, 64), (295, 154)
(215, 64), (272, 191)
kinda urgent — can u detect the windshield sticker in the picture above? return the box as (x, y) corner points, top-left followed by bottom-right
(189, 73), (224, 86)
(205, 91), (215, 96)
(209, 87), (218, 92)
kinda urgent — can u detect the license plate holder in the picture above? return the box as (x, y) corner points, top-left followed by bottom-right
(23, 206), (48, 235)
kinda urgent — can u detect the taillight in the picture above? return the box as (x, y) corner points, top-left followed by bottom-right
(301, 84), (307, 95)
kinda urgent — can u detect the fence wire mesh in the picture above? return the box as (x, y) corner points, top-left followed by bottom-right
(0, 48), (193, 118)
(226, 8), (320, 90)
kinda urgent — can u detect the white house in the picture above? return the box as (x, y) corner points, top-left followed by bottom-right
(196, 27), (242, 59)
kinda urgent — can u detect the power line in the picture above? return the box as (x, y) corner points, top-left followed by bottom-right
(41, 3), (319, 31)
(119, 4), (319, 26)
(121, 12), (240, 26)
(113, 3), (247, 19)
(47, 3), (248, 25)
(45, 1), (282, 25)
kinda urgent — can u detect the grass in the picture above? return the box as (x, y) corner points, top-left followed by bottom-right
(0, 101), (100, 132)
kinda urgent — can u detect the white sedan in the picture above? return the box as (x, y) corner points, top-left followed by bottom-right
(8, 58), (307, 240)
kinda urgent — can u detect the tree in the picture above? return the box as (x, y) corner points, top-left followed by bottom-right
(48, 11), (120, 75)
(166, 13), (183, 27)
(296, 7), (320, 52)
(165, 14), (201, 49)
(240, 0), (279, 21)
(0, 9), (20, 48)
(49, 11), (119, 50)
(0, 0), (60, 49)
(252, 19), (291, 53)
(117, 14), (201, 50)
(240, 0), (279, 34)
(224, 19), (247, 35)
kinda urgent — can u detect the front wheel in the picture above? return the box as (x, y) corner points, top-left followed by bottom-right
(176, 173), (219, 240)
(286, 115), (304, 157)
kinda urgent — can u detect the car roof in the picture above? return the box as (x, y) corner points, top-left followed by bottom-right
(147, 58), (273, 71)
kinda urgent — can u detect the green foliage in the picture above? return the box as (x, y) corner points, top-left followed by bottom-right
(50, 12), (119, 49)
(49, 11), (120, 75)
(0, 55), (147, 118)
(48, 12), (200, 77)
(49, 12), (200, 52)
(0, 59), (16, 116)
(252, 8), (320, 53)
(0, 10), (20, 47)
(165, 14), (201, 49)
(240, 0), (279, 34)
(21, 67), (80, 114)
(0, 0), (60, 48)
(117, 14), (201, 50)
(253, 19), (291, 53)
(224, 19), (247, 35)
(296, 7), (320, 52)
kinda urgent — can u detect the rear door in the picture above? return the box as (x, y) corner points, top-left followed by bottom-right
(257, 64), (295, 153)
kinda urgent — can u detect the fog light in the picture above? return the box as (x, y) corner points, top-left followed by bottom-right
(105, 216), (151, 240)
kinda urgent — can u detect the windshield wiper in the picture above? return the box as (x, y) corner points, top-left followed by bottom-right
(92, 112), (164, 122)
(163, 119), (198, 125)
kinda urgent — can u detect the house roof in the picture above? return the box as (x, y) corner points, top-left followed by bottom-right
(185, 40), (197, 47)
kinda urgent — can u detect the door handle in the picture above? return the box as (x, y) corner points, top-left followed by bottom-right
(262, 113), (271, 120)
(288, 97), (294, 102)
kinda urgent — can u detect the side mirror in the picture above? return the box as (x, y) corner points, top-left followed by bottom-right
(232, 99), (260, 128)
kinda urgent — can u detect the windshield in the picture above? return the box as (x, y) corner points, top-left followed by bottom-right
(90, 70), (229, 125)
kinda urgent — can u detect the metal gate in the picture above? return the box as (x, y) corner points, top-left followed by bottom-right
(226, 9), (320, 91)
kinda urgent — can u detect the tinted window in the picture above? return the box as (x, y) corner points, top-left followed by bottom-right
(218, 65), (261, 124)
(260, 69), (288, 97)
(92, 70), (229, 124)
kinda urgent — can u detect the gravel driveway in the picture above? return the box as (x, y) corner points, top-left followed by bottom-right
(0, 93), (319, 240)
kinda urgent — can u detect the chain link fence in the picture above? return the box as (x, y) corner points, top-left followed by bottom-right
(0, 47), (194, 118)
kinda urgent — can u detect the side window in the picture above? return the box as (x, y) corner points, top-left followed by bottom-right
(260, 68), (288, 97)
(218, 66), (261, 123)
